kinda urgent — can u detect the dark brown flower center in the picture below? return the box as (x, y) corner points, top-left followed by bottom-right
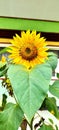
(25, 47), (31, 54)
(20, 44), (37, 60)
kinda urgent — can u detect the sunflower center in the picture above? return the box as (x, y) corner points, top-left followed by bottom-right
(20, 44), (37, 60)
(25, 47), (31, 54)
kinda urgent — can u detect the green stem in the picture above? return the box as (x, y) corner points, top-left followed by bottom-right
(30, 118), (33, 130)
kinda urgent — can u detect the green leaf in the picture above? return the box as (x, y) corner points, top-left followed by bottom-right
(49, 80), (59, 98)
(0, 66), (8, 77)
(0, 60), (9, 77)
(38, 124), (54, 130)
(7, 63), (52, 123)
(0, 61), (7, 76)
(0, 47), (10, 54)
(56, 73), (59, 78)
(0, 103), (24, 130)
(49, 118), (53, 124)
(2, 94), (7, 109)
(55, 125), (59, 130)
(0, 61), (6, 69)
(45, 97), (59, 118)
(47, 52), (58, 70)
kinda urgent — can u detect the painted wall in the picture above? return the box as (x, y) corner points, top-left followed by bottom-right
(0, 0), (59, 21)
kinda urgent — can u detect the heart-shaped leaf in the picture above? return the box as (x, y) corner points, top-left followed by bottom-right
(8, 63), (52, 123)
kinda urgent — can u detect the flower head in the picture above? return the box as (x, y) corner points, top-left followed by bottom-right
(0, 55), (6, 63)
(50, 110), (55, 115)
(7, 30), (48, 69)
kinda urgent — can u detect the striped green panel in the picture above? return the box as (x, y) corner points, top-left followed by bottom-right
(0, 17), (59, 33)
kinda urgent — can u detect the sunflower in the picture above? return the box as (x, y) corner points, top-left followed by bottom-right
(7, 30), (48, 69)
(0, 55), (6, 62)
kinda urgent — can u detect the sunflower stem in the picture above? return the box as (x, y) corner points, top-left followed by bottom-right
(30, 118), (33, 130)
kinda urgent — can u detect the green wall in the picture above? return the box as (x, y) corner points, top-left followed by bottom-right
(0, 18), (59, 33)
